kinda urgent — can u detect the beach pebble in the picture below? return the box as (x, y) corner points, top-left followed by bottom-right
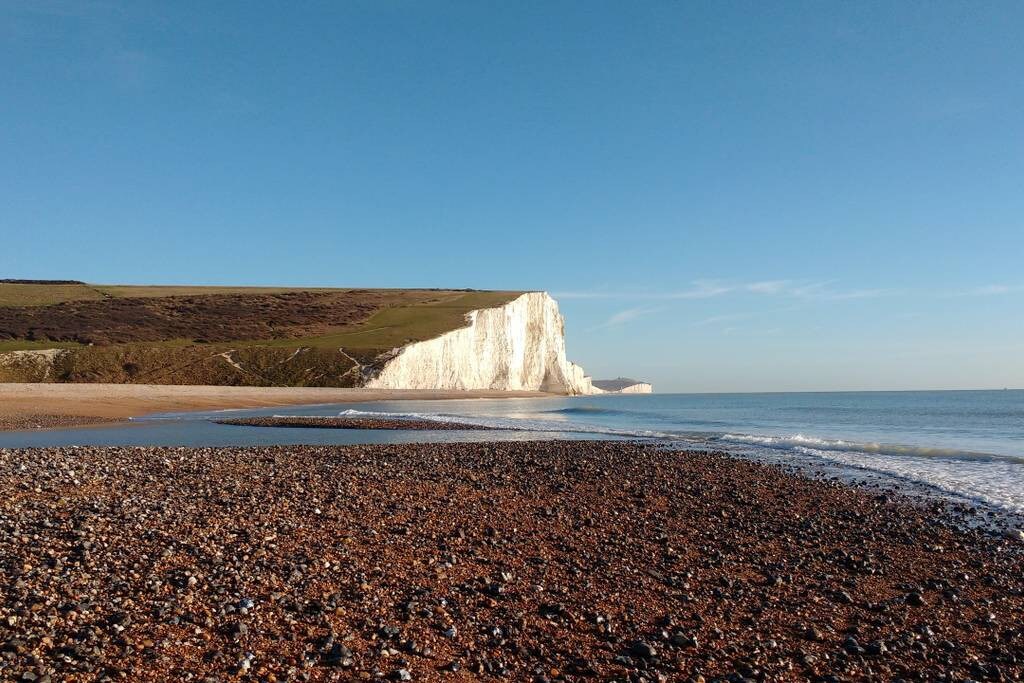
(630, 641), (657, 659)
(1003, 528), (1024, 542)
(905, 592), (927, 607)
(805, 627), (825, 642)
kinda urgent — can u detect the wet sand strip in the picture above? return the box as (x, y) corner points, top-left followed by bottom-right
(215, 416), (499, 431)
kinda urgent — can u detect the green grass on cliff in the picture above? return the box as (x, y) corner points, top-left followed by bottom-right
(0, 283), (107, 307)
(257, 290), (522, 351)
(0, 340), (84, 353)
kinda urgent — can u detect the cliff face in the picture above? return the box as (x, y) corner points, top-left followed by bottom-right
(615, 382), (653, 394)
(592, 378), (653, 394)
(365, 292), (600, 394)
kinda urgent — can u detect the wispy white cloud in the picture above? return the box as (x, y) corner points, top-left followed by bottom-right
(692, 312), (751, 327)
(744, 280), (791, 295)
(665, 280), (736, 299)
(554, 281), (738, 301)
(827, 289), (891, 300)
(692, 304), (803, 330)
(555, 282), (734, 300)
(559, 280), (1022, 303)
(787, 281), (893, 301)
(556, 279), (893, 302)
(590, 306), (662, 330)
(955, 284), (1024, 296)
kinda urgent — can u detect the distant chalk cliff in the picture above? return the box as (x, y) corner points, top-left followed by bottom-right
(591, 378), (653, 394)
(366, 292), (601, 394)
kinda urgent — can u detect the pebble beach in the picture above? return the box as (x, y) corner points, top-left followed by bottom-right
(0, 415), (122, 432)
(2, 440), (1023, 682)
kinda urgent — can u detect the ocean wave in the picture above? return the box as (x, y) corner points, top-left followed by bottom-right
(541, 406), (628, 416)
(337, 408), (478, 424)
(336, 408), (679, 439)
(541, 406), (715, 425)
(717, 432), (1024, 464)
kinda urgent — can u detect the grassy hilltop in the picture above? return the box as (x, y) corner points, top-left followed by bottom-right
(0, 281), (521, 386)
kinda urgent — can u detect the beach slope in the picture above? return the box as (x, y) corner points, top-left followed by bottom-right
(1, 440), (1021, 681)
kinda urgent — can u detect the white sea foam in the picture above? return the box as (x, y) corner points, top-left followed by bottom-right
(718, 433), (1024, 464)
(786, 445), (1024, 515)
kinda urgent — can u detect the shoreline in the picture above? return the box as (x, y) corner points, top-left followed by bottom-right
(0, 383), (554, 431)
(214, 416), (505, 431)
(1, 440), (1021, 681)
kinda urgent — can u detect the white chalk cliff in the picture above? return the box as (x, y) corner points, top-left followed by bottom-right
(615, 382), (652, 394)
(365, 292), (602, 394)
(591, 378), (654, 394)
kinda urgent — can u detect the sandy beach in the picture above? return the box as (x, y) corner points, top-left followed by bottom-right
(1, 440), (1022, 681)
(0, 384), (551, 431)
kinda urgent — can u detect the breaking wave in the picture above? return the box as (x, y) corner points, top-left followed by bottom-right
(541, 406), (629, 416)
(716, 433), (1024, 464)
(336, 408), (679, 439)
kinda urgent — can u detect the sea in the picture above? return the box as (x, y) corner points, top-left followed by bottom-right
(2, 390), (1022, 518)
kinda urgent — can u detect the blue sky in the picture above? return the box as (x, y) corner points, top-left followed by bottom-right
(2, 1), (1022, 392)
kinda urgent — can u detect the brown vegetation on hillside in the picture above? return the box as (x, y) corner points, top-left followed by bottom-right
(0, 292), (383, 345)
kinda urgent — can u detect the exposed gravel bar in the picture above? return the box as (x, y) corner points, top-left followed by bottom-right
(2, 441), (1023, 682)
(0, 414), (121, 432)
(215, 417), (496, 431)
